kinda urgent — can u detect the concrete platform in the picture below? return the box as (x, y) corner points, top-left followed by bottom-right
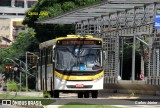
(103, 80), (160, 95)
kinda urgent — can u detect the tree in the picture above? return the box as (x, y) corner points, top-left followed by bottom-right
(23, 0), (104, 43)
(120, 40), (141, 80)
(0, 28), (37, 73)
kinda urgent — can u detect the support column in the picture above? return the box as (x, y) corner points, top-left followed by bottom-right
(148, 37), (152, 77)
(153, 2), (157, 77)
(115, 12), (120, 80)
(120, 38), (124, 79)
(141, 56), (144, 80)
(11, 0), (15, 7)
(24, 0), (28, 8)
(156, 49), (159, 76)
(132, 35), (136, 81)
(132, 7), (136, 81)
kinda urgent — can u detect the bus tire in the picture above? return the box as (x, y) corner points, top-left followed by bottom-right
(84, 92), (89, 98)
(54, 90), (59, 98)
(78, 92), (83, 98)
(91, 90), (98, 98)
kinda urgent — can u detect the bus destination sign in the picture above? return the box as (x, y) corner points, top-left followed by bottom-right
(57, 40), (101, 45)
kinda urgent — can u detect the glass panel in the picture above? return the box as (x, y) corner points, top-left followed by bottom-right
(27, 1), (36, 8)
(55, 47), (102, 71)
(15, 1), (24, 8)
(0, 0), (11, 6)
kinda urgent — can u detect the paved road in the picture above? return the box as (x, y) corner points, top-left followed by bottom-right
(0, 91), (43, 97)
(0, 92), (160, 108)
(45, 92), (160, 108)
(0, 105), (17, 108)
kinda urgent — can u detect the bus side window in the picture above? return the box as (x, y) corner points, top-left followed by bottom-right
(40, 50), (42, 65)
(47, 47), (52, 64)
(52, 45), (55, 62)
(42, 48), (46, 65)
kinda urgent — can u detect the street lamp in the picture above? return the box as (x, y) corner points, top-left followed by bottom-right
(26, 51), (39, 92)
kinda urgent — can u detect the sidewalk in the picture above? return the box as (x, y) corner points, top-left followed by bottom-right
(0, 91), (43, 97)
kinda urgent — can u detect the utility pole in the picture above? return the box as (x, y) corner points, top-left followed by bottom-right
(132, 35), (136, 81)
(14, 58), (22, 91)
(20, 61), (22, 91)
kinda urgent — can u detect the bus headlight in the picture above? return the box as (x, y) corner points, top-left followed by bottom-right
(95, 75), (103, 82)
(55, 75), (62, 81)
(55, 75), (66, 82)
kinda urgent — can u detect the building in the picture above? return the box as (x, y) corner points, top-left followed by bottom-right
(0, 0), (37, 47)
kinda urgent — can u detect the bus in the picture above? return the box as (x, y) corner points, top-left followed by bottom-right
(38, 35), (104, 98)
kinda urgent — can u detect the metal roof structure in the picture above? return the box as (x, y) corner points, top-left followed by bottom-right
(38, 0), (160, 24)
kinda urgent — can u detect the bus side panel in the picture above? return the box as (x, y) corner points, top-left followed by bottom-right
(52, 63), (55, 90)
(46, 64), (53, 91)
(39, 50), (43, 91)
(42, 65), (45, 90)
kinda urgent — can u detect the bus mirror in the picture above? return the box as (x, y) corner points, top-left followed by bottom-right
(52, 45), (55, 62)
(103, 50), (107, 60)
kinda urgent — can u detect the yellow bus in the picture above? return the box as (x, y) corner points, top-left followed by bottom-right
(38, 35), (104, 98)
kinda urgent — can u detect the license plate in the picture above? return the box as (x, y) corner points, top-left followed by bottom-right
(75, 84), (84, 88)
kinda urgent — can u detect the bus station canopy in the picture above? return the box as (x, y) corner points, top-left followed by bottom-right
(37, 0), (160, 24)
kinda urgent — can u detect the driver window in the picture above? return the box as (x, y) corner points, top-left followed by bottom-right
(86, 55), (96, 68)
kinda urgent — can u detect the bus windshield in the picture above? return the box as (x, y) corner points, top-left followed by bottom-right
(55, 47), (102, 71)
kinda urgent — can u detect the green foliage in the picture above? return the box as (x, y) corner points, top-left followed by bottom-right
(74, 0), (97, 6)
(120, 41), (141, 80)
(0, 37), (2, 43)
(0, 65), (5, 73)
(59, 102), (121, 108)
(7, 80), (18, 92)
(43, 91), (51, 98)
(12, 28), (36, 52)
(62, 2), (77, 11)
(38, 3), (63, 20)
(21, 86), (29, 91)
(23, 0), (104, 43)
(0, 28), (37, 73)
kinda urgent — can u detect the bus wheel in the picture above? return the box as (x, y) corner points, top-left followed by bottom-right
(54, 90), (59, 98)
(91, 90), (98, 98)
(78, 92), (83, 98)
(84, 92), (89, 98)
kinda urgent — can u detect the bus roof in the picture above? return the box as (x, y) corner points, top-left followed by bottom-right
(56, 35), (102, 41)
(39, 39), (56, 49)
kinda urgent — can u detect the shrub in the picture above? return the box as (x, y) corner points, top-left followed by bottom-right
(21, 86), (27, 91)
(7, 80), (18, 92)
